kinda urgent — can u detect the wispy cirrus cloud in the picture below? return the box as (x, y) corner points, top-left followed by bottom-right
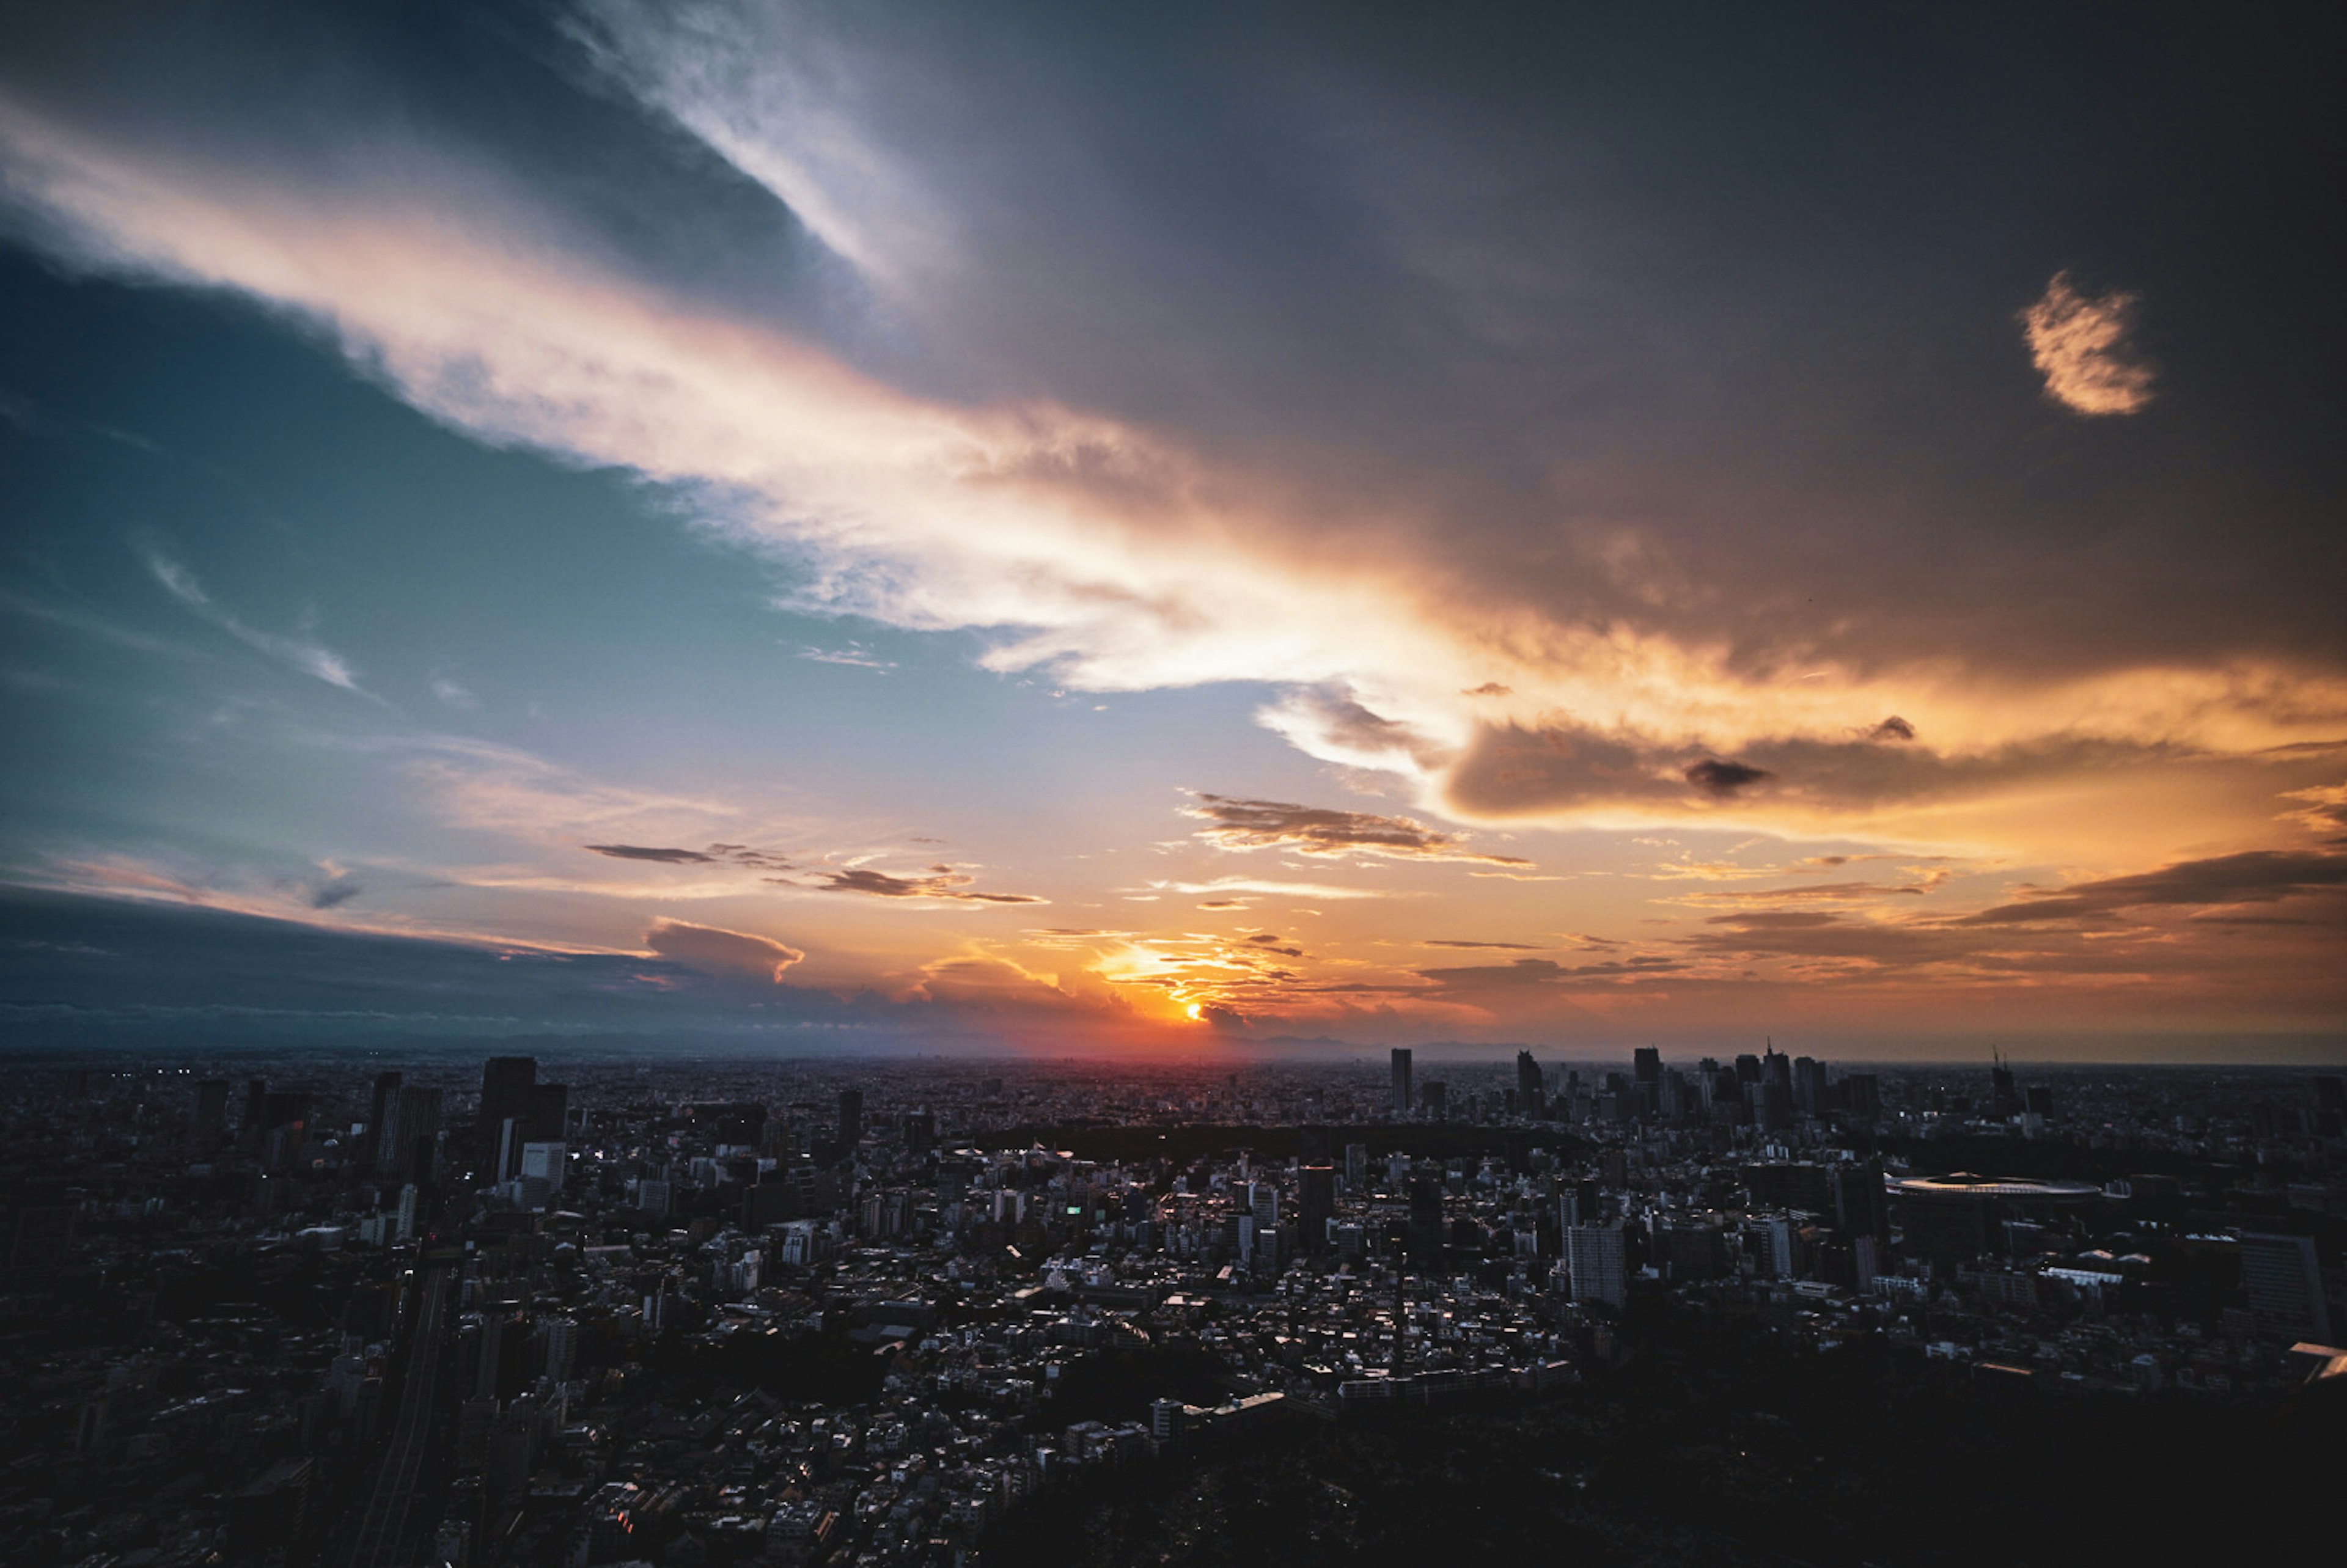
(141, 545), (364, 692)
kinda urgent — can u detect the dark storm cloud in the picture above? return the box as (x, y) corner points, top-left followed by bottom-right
(586, 844), (718, 864)
(1956, 850), (2347, 925)
(1446, 720), (2170, 819)
(0, 887), (1128, 1047)
(1185, 794), (1529, 865)
(1684, 759), (1772, 797)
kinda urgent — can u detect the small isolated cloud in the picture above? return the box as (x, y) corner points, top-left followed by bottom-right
(1462, 682), (1512, 697)
(1865, 715), (1916, 742)
(643, 917), (804, 981)
(586, 843), (718, 864)
(1184, 793), (1531, 865)
(1684, 758), (1772, 798)
(1422, 938), (1544, 950)
(796, 643), (896, 671)
(142, 546), (363, 691)
(2021, 271), (2155, 416)
(1196, 898), (1252, 910)
(308, 874), (365, 910)
(432, 677), (480, 709)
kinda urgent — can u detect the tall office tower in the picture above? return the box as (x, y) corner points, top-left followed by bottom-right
(520, 1141), (567, 1194)
(1406, 1176), (1445, 1262)
(543, 1317), (578, 1382)
(837, 1088), (864, 1154)
(1390, 1048), (1414, 1118)
(479, 1057), (537, 1172)
(1420, 1080), (1448, 1120)
(1633, 1046), (1661, 1086)
(1299, 1165), (1335, 1242)
(365, 1072), (401, 1168)
(902, 1109), (936, 1154)
(2239, 1232), (2332, 1343)
(194, 1079), (230, 1145)
(1566, 1223), (1628, 1308)
(1794, 1057), (1828, 1116)
(1516, 1050), (1544, 1116)
(1762, 1044), (1791, 1091)
(395, 1182), (420, 1243)
(1250, 1182), (1279, 1236)
(1831, 1160), (1889, 1242)
(2024, 1085), (2055, 1119)
(242, 1078), (270, 1142)
(1343, 1143), (1368, 1194)
(526, 1082), (569, 1144)
(1842, 1074), (1882, 1118)
(1991, 1053), (2020, 1119)
(383, 1086), (443, 1181)
(1734, 1053), (1761, 1086)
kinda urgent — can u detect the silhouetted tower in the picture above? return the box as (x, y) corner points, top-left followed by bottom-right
(1516, 1050), (1544, 1116)
(1390, 1048), (1414, 1119)
(1990, 1052), (2020, 1119)
(366, 1071), (401, 1169)
(479, 1057), (537, 1176)
(837, 1088), (864, 1159)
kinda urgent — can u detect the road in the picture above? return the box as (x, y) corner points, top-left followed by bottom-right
(340, 1264), (452, 1568)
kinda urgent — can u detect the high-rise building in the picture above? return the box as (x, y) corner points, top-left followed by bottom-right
(520, 1141), (567, 1194)
(1342, 1143), (1368, 1194)
(1516, 1050), (1544, 1116)
(380, 1086), (443, 1181)
(1633, 1047), (1661, 1086)
(1390, 1049), (1413, 1119)
(194, 1079), (230, 1145)
(2239, 1231), (2332, 1343)
(1299, 1165), (1335, 1242)
(1566, 1223), (1627, 1308)
(365, 1072), (401, 1168)
(1794, 1057), (1828, 1116)
(837, 1088), (864, 1155)
(1407, 1176), (1444, 1262)
(1991, 1053), (2020, 1119)
(1420, 1080), (1447, 1120)
(479, 1057), (537, 1173)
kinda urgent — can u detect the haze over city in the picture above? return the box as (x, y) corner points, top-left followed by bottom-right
(3, 2), (2343, 1060)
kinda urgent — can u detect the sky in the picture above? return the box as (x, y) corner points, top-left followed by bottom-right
(2, 1), (2342, 1060)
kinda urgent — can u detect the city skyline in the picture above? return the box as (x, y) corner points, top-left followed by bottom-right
(3, 3), (2343, 1058)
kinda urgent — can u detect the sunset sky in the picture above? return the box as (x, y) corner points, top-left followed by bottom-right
(3, 2), (2341, 1058)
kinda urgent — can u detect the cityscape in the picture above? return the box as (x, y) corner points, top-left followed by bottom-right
(4, 1044), (2341, 1566)
(4, 2), (2344, 1565)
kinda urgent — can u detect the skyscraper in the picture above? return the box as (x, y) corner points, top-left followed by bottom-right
(1516, 1050), (1544, 1117)
(1567, 1223), (1627, 1308)
(479, 1057), (537, 1174)
(837, 1088), (864, 1156)
(2239, 1231), (2332, 1343)
(1390, 1048), (1413, 1119)
(365, 1071), (400, 1169)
